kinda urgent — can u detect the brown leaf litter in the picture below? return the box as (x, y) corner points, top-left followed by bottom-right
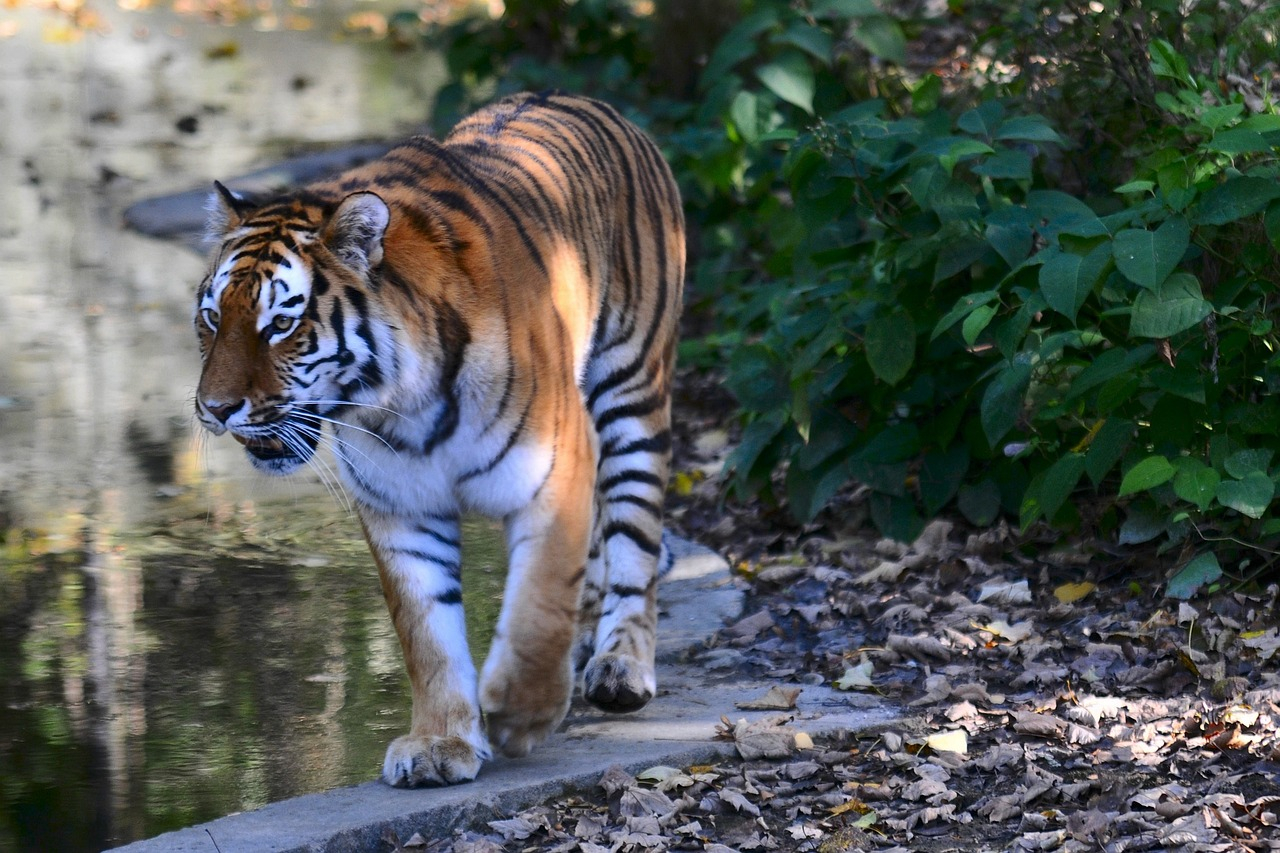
(388, 372), (1280, 852)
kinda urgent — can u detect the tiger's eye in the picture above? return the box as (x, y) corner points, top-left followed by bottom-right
(202, 308), (220, 330)
(272, 315), (296, 334)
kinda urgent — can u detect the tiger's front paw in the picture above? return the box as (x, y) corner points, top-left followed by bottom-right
(382, 733), (490, 787)
(583, 653), (655, 713)
(479, 657), (572, 758)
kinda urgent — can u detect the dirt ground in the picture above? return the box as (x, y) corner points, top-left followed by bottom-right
(390, 370), (1280, 853)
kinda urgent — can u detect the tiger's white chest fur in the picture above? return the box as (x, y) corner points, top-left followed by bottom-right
(333, 338), (562, 520)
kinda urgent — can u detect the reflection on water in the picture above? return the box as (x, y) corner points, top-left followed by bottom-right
(0, 4), (502, 850)
(0, 505), (504, 851)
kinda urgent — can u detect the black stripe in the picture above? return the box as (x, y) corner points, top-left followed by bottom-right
(458, 374), (535, 483)
(601, 430), (672, 460)
(602, 521), (660, 556)
(609, 579), (656, 598)
(606, 493), (663, 518)
(418, 138), (550, 278)
(599, 469), (664, 492)
(391, 548), (462, 579)
(435, 587), (463, 606)
(421, 300), (471, 455)
(415, 525), (461, 550)
(594, 393), (665, 433)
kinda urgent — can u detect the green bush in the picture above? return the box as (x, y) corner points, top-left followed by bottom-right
(423, 1), (1280, 591)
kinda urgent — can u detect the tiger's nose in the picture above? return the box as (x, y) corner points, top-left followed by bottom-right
(203, 398), (246, 424)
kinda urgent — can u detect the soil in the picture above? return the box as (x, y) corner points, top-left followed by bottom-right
(389, 369), (1280, 853)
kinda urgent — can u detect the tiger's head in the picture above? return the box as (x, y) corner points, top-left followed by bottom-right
(194, 182), (391, 475)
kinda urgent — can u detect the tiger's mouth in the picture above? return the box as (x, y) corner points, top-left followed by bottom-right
(231, 410), (321, 468)
(233, 433), (293, 460)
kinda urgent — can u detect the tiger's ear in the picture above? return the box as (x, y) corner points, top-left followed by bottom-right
(325, 192), (389, 273)
(205, 180), (254, 240)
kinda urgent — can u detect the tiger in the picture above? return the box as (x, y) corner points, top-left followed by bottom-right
(192, 91), (684, 786)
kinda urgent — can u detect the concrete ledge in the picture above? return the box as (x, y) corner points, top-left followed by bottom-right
(113, 540), (899, 852)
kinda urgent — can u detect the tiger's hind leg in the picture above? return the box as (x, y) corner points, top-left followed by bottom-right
(572, 509), (606, 675)
(581, 393), (671, 713)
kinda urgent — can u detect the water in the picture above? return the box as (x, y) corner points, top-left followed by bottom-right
(0, 5), (505, 849)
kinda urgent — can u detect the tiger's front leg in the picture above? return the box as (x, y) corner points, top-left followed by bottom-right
(479, 416), (595, 758)
(361, 510), (491, 787)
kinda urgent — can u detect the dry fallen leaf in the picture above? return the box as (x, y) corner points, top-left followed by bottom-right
(834, 656), (876, 691)
(976, 579), (1033, 605)
(979, 618), (1034, 643)
(1012, 710), (1067, 739)
(735, 685), (802, 710)
(1053, 580), (1095, 604)
(926, 728), (969, 755)
(635, 765), (696, 792)
(885, 633), (952, 663)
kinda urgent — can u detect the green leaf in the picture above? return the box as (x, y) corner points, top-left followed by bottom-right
(1068, 347), (1156, 402)
(774, 23), (834, 65)
(729, 90), (760, 143)
(957, 101), (1004, 138)
(911, 73), (942, 113)
(869, 492), (923, 542)
(1149, 363), (1205, 403)
(1266, 201), (1280, 250)
(1198, 103), (1244, 131)
(1224, 448), (1273, 479)
(1115, 179), (1156, 194)
(787, 454), (851, 522)
(1021, 453), (1086, 529)
(933, 235), (990, 283)
(726, 344), (789, 410)
(938, 138), (995, 175)
(1119, 455), (1176, 496)
(1084, 418), (1132, 485)
(957, 480), (1001, 526)
(1119, 502), (1168, 545)
(994, 116), (1063, 144)
(981, 362), (1032, 448)
(1129, 272), (1211, 338)
(931, 290), (1000, 340)
(1027, 190), (1108, 238)
(985, 206), (1037, 268)
(700, 9), (778, 88)
(1239, 114), (1280, 131)
(1150, 38), (1194, 88)
(864, 312), (915, 385)
(756, 52), (816, 114)
(961, 304), (997, 346)
(726, 410), (787, 484)
(849, 15), (906, 64)
(973, 149), (1032, 180)
(811, 0), (880, 17)
(1166, 552), (1223, 600)
(1203, 129), (1271, 155)
(1195, 177), (1280, 226)
(1172, 458), (1220, 511)
(1216, 471), (1275, 518)
(1038, 242), (1111, 322)
(1112, 216), (1189, 290)
(919, 446), (969, 515)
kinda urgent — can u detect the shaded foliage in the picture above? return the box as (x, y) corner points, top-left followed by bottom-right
(427, 0), (1280, 590)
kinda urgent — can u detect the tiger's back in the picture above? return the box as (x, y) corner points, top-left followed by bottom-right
(194, 92), (684, 786)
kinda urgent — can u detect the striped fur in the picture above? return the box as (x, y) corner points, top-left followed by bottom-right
(193, 92), (684, 786)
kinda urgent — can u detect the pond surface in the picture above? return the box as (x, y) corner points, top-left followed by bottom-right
(0, 5), (505, 850)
